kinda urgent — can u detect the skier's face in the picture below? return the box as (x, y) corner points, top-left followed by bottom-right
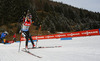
(27, 17), (31, 22)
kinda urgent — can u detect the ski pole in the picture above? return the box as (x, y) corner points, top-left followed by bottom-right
(36, 39), (38, 48)
(18, 40), (21, 52)
(36, 25), (41, 47)
(18, 32), (22, 52)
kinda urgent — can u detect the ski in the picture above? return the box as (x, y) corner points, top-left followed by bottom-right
(22, 50), (42, 58)
(28, 46), (62, 49)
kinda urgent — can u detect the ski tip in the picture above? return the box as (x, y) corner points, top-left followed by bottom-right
(58, 46), (62, 47)
(38, 56), (42, 58)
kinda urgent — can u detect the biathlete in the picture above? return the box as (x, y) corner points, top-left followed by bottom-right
(21, 13), (35, 50)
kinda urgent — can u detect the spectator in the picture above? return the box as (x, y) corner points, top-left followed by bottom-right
(0, 31), (8, 43)
(13, 33), (16, 42)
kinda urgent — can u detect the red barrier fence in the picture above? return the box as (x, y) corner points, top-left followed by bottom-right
(7, 40), (14, 43)
(20, 29), (100, 41)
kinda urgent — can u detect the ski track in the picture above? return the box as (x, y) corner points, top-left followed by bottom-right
(0, 36), (100, 61)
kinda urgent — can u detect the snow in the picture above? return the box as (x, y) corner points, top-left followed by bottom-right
(0, 36), (100, 61)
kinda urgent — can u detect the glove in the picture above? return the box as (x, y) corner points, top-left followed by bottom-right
(19, 30), (21, 34)
(22, 33), (26, 37)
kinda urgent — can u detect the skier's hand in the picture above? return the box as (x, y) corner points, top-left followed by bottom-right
(32, 21), (34, 23)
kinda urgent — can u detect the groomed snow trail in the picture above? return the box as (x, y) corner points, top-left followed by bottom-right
(0, 36), (100, 61)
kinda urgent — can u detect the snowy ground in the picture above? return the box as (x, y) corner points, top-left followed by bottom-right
(0, 36), (100, 61)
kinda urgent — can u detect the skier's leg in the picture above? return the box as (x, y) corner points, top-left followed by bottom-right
(28, 32), (35, 47)
(25, 36), (29, 51)
(29, 36), (35, 47)
(25, 37), (28, 48)
(23, 31), (28, 49)
(25, 31), (29, 48)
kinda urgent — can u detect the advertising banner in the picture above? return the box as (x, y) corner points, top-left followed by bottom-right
(20, 29), (100, 41)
